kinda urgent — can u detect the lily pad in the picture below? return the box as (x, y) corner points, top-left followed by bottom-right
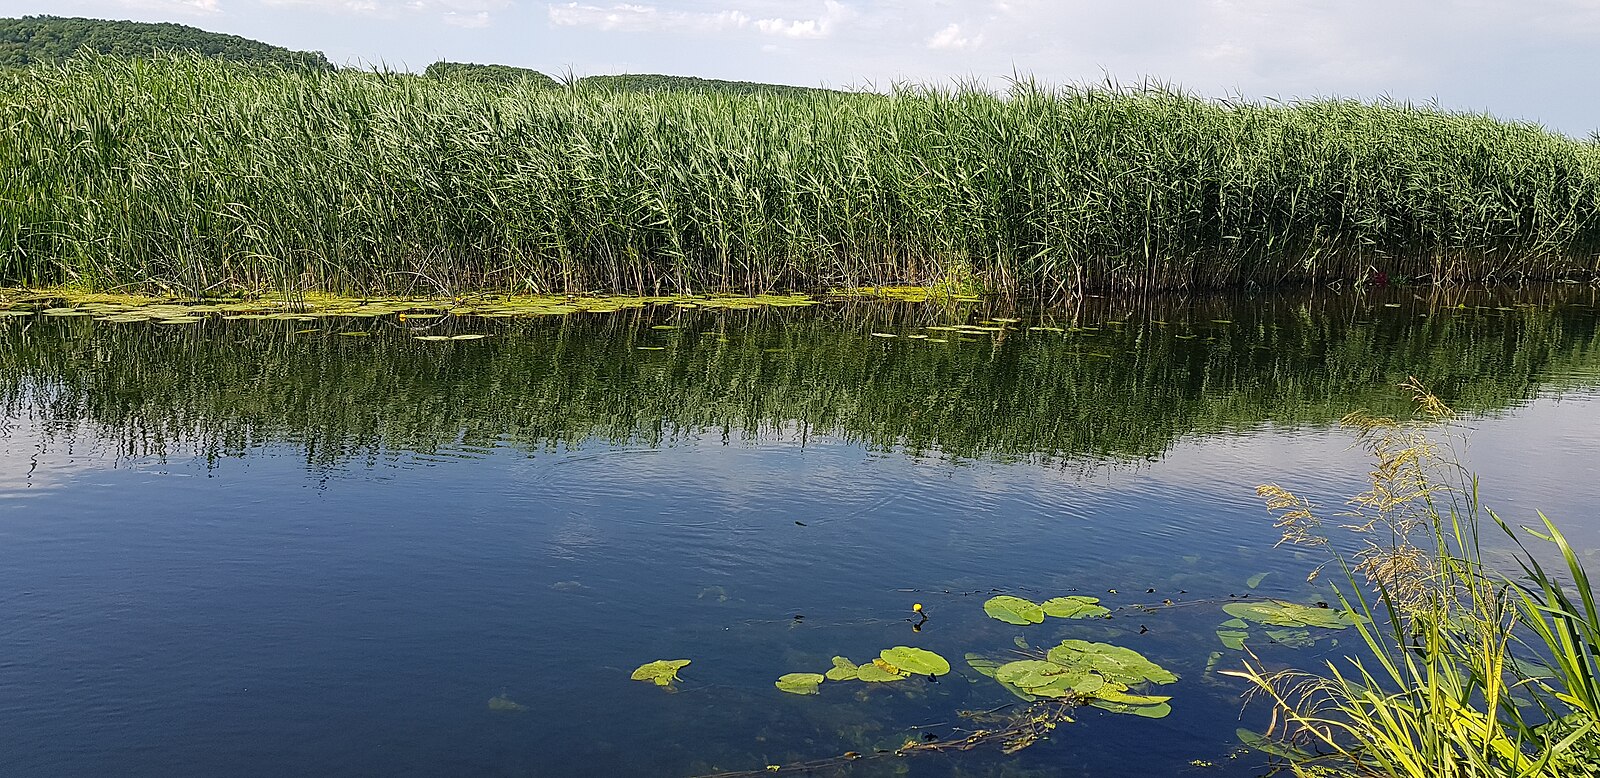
(856, 661), (906, 683)
(631, 659), (690, 688)
(776, 672), (825, 695)
(450, 334), (487, 341)
(1216, 629), (1249, 650)
(1033, 670), (1106, 698)
(1265, 628), (1316, 648)
(1223, 600), (1365, 629)
(488, 693), (527, 712)
(1094, 689), (1171, 705)
(824, 656), (859, 681)
(1246, 572), (1271, 589)
(995, 660), (1072, 689)
(879, 647), (950, 676)
(965, 653), (1001, 679)
(1041, 596), (1110, 619)
(1237, 728), (1316, 759)
(984, 595), (1045, 625)
(1091, 699), (1172, 719)
(1047, 640), (1178, 685)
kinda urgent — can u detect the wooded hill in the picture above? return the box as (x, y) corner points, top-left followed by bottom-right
(2, 16), (838, 96)
(0, 15), (332, 70)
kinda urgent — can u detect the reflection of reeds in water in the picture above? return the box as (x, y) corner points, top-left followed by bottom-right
(5, 55), (1600, 297)
(1, 291), (1598, 471)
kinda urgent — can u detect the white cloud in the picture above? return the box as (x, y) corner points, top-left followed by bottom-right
(262, 0), (513, 26)
(549, 1), (853, 39)
(547, 3), (750, 33)
(443, 10), (492, 25)
(109, 0), (221, 13)
(926, 22), (979, 50)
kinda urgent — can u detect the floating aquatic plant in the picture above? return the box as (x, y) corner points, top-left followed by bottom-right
(487, 692), (527, 712)
(983, 595), (1045, 625)
(631, 659), (691, 688)
(1221, 599), (1364, 629)
(972, 639), (1176, 718)
(1041, 596), (1110, 619)
(986, 594), (1109, 624)
(879, 646), (950, 676)
(775, 673), (825, 695)
(1213, 600), (1365, 650)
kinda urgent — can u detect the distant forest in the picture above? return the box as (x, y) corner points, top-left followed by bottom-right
(1, 15), (834, 95)
(0, 15), (332, 70)
(424, 61), (560, 88)
(423, 62), (839, 96)
(574, 73), (839, 97)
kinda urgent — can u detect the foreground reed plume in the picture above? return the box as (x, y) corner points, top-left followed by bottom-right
(1233, 380), (1600, 777)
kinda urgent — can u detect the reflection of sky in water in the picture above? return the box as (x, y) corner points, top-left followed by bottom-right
(2, 380), (1599, 776)
(0, 417), (64, 494)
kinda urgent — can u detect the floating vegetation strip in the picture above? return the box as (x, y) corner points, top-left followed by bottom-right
(5, 55), (1600, 297)
(3, 287), (1599, 468)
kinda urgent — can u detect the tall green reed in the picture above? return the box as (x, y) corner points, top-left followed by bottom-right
(4, 55), (1600, 297)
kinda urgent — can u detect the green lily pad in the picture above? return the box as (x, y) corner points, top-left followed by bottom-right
(880, 647), (950, 676)
(856, 660), (907, 683)
(1047, 640), (1178, 685)
(1265, 628), (1316, 647)
(1041, 596), (1110, 619)
(1237, 728), (1316, 759)
(450, 334), (487, 341)
(984, 595), (1045, 625)
(1217, 629), (1249, 650)
(825, 656), (859, 681)
(1223, 600), (1365, 629)
(995, 660), (1073, 689)
(1091, 699), (1172, 718)
(1095, 689), (1171, 705)
(1030, 669), (1106, 698)
(488, 693), (527, 712)
(776, 672), (825, 695)
(631, 659), (690, 687)
(1246, 572), (1270, 589)
(965, 654), (1001, 679)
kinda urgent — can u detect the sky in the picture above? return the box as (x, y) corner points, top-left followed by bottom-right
(6, 0), (1600, 136)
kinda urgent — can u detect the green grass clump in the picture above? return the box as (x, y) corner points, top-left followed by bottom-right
(1236, 384), (1600, 776)
(3, 54), (1600, 297)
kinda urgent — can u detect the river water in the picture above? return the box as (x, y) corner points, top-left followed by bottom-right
(2, 286), (1598, 776)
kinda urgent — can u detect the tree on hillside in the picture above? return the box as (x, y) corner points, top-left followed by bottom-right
(574, 73), (839, 97)
(423, 61), (560, 88)
(0, 15), (332, 70)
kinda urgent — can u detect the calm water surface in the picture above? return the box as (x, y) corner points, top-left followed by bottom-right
(2, 287), (1599, 777)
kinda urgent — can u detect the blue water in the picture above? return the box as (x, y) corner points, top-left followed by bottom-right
(2, 289), (1599, 776)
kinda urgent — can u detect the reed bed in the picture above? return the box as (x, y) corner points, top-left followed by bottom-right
(4, 55), (1600, 297)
